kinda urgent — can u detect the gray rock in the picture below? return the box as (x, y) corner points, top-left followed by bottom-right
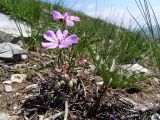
(120, 63), (150, 76)
(151, 113), (160, 120)
(0, 13), (31, 42)
(0, 112), (20, 120)
(154, 77), (160, 84)
(0, 112), (10, 120)
(25, 84), (39, 94)
(0, 42), (27, 60)
(141, 106), (150, 112)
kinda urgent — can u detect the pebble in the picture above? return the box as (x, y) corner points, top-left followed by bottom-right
(76, 70), (84, 77)
(0, 112), (10, 120)
(21, 54), (27, 60)
(71, 77), (78, 85)
(25, 84), (38, 90)
(68, 80), (73, 88)
(96, 81), (104, 86)
(25, 84), (39, 94)
(141, 106), (150, 112)
(5, 85), (13, 92)
(154, 77), (160, 84)
(60, 80), (65, 85)
(2, 80), (12, 84)
(151, 113), (160, 120)
(11, 74), (27, 83)
(61, 74), (70, 81)
(89, 64), (95, 73)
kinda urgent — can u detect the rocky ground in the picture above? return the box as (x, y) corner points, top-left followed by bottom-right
(0, 50), (159, 120)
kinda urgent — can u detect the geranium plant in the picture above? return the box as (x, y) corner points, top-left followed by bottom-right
(42, 10), (80, 73)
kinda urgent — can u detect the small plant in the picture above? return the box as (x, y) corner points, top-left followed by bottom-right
(87, 45), (145, 90)
(42, 10), (80, 73)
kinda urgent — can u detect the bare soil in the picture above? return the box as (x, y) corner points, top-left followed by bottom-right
(0, 51), (160, 120)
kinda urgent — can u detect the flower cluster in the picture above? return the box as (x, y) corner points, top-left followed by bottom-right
(42, 10), (80, 49)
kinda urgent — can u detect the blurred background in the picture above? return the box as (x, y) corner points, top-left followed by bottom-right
(42, 0), (160, 28)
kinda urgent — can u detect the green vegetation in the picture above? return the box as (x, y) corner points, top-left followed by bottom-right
(0, 0), (159, 90)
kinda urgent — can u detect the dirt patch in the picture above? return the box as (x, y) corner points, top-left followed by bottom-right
(0, 51), (160, 120)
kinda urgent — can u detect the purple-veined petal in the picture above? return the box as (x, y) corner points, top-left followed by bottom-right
(56, 29), (63, 40)
(66, 20), (74, 27)
(65, 34), (79, 44)
(63, 30), (68, 38)
(63, 12), (71, 20)
(70, 16), (80, 21)
(59, 40), (72, 49)
(43, 30), (58, 42)
(42, 42), (58, 49)
(52, 10), (64, 20)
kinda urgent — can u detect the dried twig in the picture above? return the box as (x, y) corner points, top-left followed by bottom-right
(79, 78), (87, 96)
(33, 71), (45, 81)
(64, 101), (69, 120)
(44, 112), (63, 120)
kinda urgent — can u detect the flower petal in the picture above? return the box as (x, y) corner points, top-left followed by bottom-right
(63, 12), (71, 20)
(59, 39), (73, 48)
(63, 30), (68, 38)
(59, 41), (71, 49)
(43, 30), (57, 42)
(59, 34), (79, 49)
(70, 16), (80, 21)
(65, 34), (79, 44)
(56, 29), (63, 40)
(42, 42), (58, 49)
(66, 20), (74, 27)
(52, 10), (64, 20)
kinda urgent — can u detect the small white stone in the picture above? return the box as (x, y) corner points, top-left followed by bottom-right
(21, 54), (27, 60)
(76, 70), (84, 77)
(11, 74), (27, 83)
(15, 92), (20, 95)
(5, 85), (13, 92)
(96, 81), (104, 86)
(154, 77), (160, 84)
(151, 113), (160, 120)
(25, 84), (39, 90)
(141, 106), (149, 112)
(2, 80), (12, 84)
(38, 115), (45, 120)
(61, 74), (70, 81)
(0, 112), (10, 120)
(68, 80), (73, 88)
(13, 105), (18, 110)
(60, 80), (65, 85)
(71, 77), (78, 85)
(89, 64), (95, 72)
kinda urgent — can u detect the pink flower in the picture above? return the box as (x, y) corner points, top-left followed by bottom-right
(52, 10), (80, 27)
(42, 29), (79, 49)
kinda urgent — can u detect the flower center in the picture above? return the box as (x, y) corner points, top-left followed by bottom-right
(58, 39), (61, 45)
